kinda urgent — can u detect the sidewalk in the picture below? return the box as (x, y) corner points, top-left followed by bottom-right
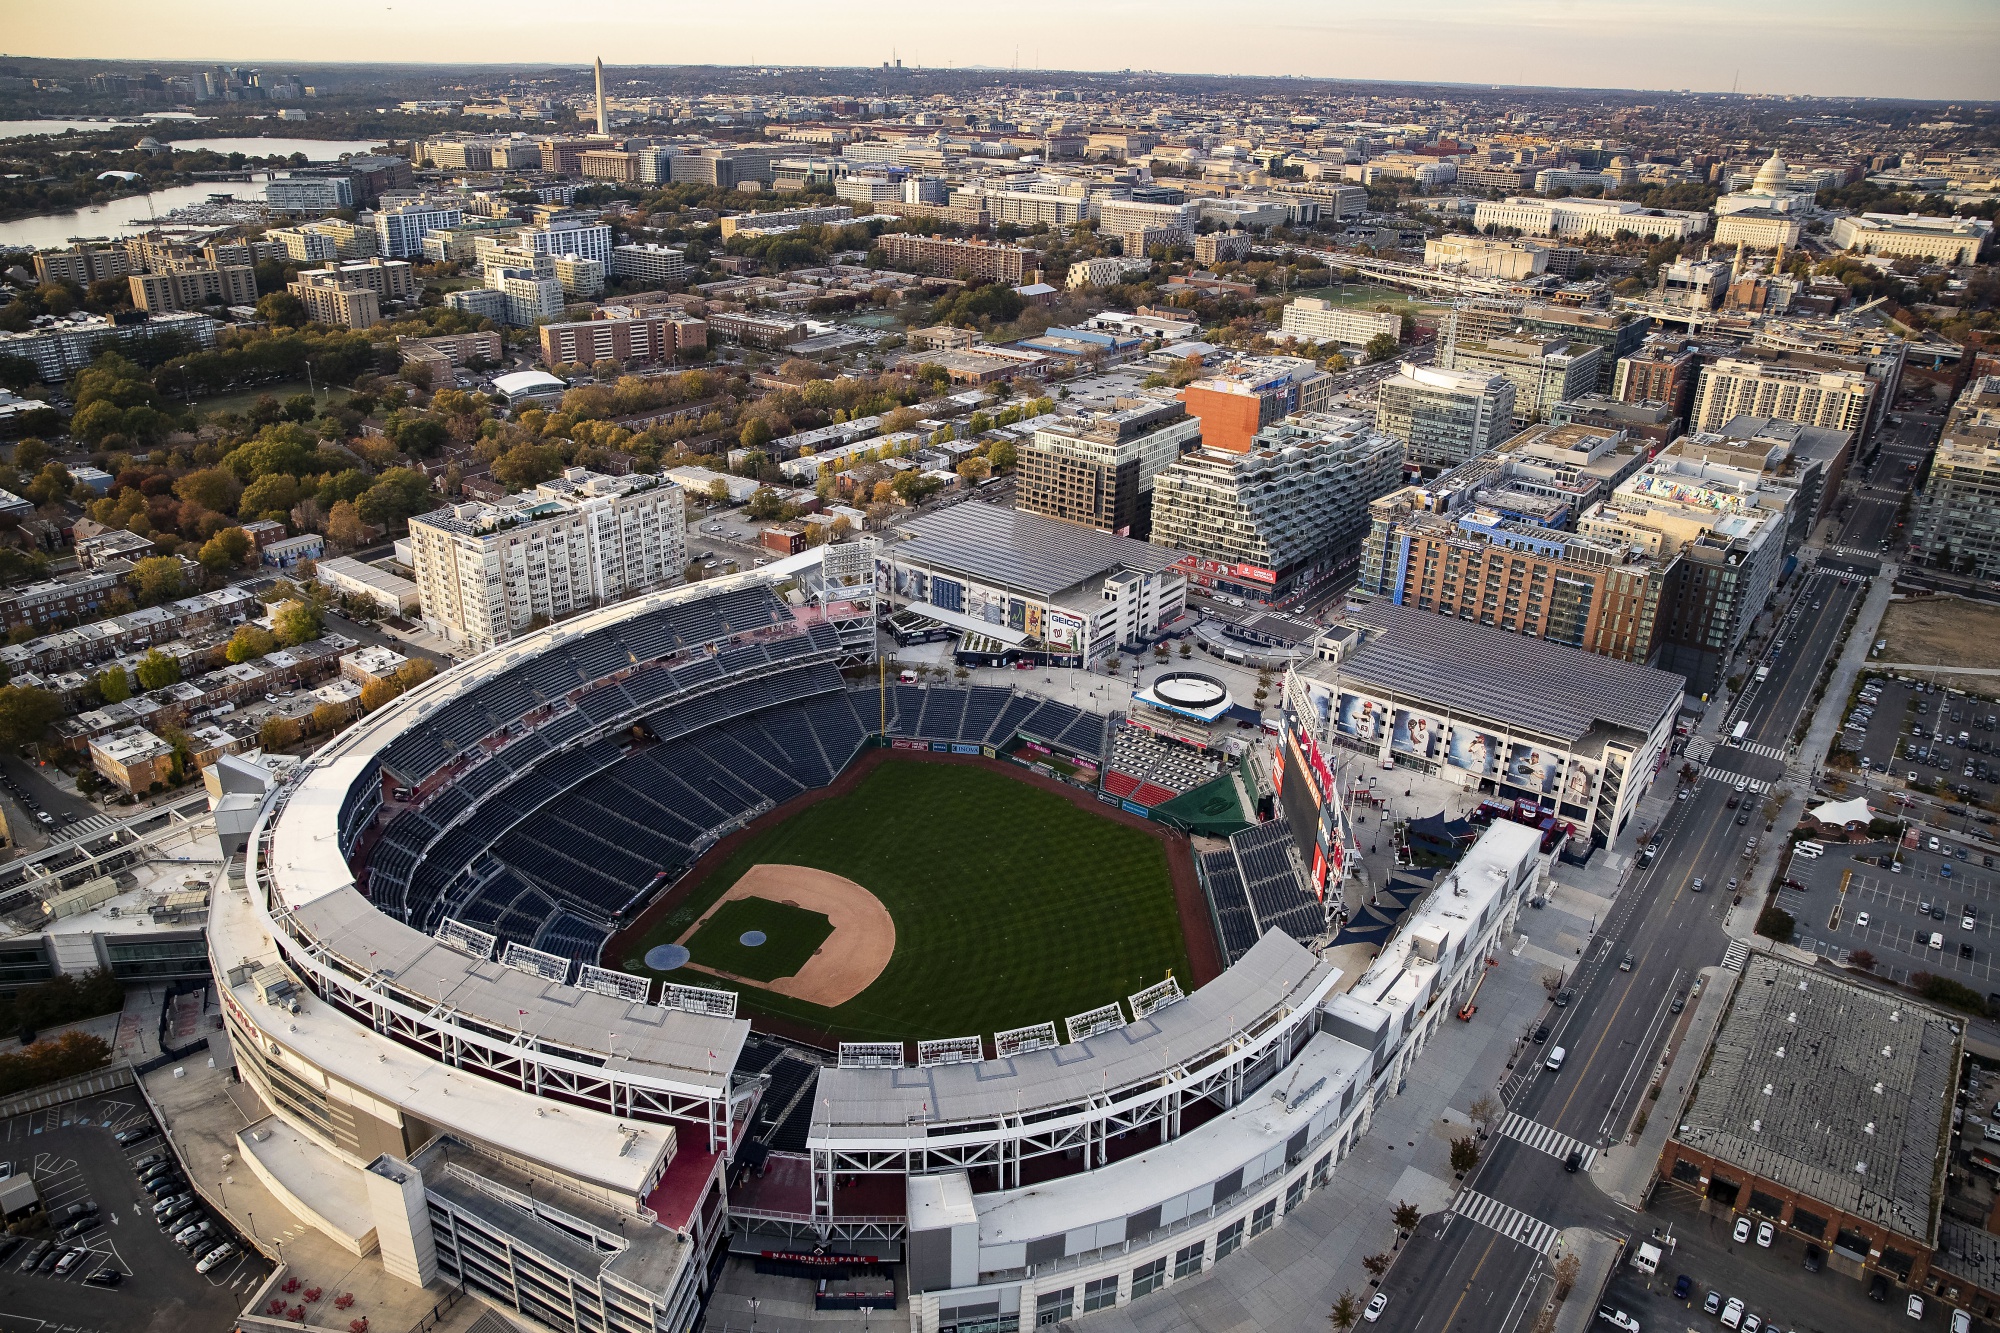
(1551, 1228), (1624, 1333)
(1592, 965), (1731, 1211)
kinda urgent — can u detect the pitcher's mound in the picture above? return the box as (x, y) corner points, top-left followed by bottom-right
(676, 864), (895, 1007)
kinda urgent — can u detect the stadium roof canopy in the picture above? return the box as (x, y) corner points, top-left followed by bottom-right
(892, 502), (1181, 599)
(1326, 601), (1686, 746)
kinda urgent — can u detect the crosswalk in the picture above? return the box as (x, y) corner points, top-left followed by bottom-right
(1815, 567), (1875, 584)
(1697, 765), (1772, 793)
(1499, 1112), (1597, 1170)
(1722, 938), (1751, 972)
(71, 814), (118, 836)
(1726, 739), (1787, 761)
(1451, 1189), (1560, 1254)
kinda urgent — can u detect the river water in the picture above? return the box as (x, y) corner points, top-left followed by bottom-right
(0, 137), (388, 252)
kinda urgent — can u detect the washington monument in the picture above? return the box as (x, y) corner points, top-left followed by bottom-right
(594, 56), (608, 135)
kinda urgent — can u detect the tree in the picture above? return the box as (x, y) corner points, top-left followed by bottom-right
(259, 715), (301, 751)
(986, 438), (1018, 471)
(10, 438), (50, 473)
(359, 677), (398, 712)
(1755, 905), (1795, 944)
(134, 648), (180, 691)
(1363, 332), (1401, 364)
(131, 556), (184, 605)
(706, 478), (731, 504)
(198, 527), (253, 573)
(239, 472), (304, 521)
(394, 658), (438, 691)
(224, 625), (277, 664)
(174, 466), (242, 515)
(95, 666), (131, 704)
(1468, 1095), (1498, 1134)
(355, 468), (434, 528)
(1849, 948), (1875, 972)
(738, 417), (773, 450)
(1450, 1136), (1480, 1175)
(492, 442), (564, 492)
(0, 684), (60, 749)
(1392, 1201), (1421, 1232)
(310, 703), (350, 735)
(326, 500), (369, 548)
(255, 290), (306, 328)
(273, 602), (323, 647)
(1361, 1253), (1391, 1279)
(1329, 1291), (1361, 1333)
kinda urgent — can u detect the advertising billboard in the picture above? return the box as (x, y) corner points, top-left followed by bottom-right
(1045, 610), (1086, 651)
(1336, 694), (1387, 741)
(1391, 709), (1439, 759)
(1445, 726), (1501, 776)
(1563, 763), (1595, 804)
(1506, 744), (1562, 794)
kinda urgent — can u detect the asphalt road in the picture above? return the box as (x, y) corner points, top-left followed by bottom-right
(1373, 563), (1847, 1332)
(1704, 568), (1867, 790)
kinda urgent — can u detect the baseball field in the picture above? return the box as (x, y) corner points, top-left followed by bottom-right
(624, 758), (1193, 1044)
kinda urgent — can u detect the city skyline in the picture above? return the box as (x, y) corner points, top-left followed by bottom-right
(7, 0), (1998, 101)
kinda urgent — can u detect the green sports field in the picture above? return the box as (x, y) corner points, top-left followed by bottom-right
(687, 898), (833, 982)
(624, 759), (1191, 1042)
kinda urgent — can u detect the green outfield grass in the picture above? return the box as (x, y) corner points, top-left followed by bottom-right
(626, 759), (1190, 1042)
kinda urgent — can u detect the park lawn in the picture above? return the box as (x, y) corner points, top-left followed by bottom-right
(626, 759), (1191, 1042)
(191, 379), (351, 417)
(686, 897), (833, 983)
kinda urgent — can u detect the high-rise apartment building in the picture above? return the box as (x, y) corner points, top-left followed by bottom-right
(288, 272), (382, 329)
(1579, 455), (1792, 694)
(1358, 490), (1670, 663)
(875, 233), (1041, 283)
(538, 307), (708, 368)
(376, 202), (464, 259)
(1179, 358), (1336, 454)
(1689, 355), (1875, 439)
(1278, 297), (1403, 348)
(717, 204), (854, 239)
(1911, 375), (2000, 580)
(524, 218), (614, 267)
(409, 469), (686, 652)
(1149, 411), (1402, 603)
(496, 269), (565, 327)
(33, 244), (130, 287)
(1016, 400), (1201, 539)
(1612, 334), (1704, 429)
(1374, 362), (1517, 472)
(128, 264), (257, 313)
(609, 243), (691, 287)
(1442, 334), (1603, 427)
(1095, 199), (1199, 254)
(948, 188), (1085, 228)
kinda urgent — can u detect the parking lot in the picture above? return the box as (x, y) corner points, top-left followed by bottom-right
(0, 1093), (268, 1333)
(1782, 838), (2000, 989)
(1602, 1189), (1959, 1333)
(1843, 674), (2000, 813)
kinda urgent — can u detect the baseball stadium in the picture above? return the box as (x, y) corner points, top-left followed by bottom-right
(220, 540), (1544, 1333)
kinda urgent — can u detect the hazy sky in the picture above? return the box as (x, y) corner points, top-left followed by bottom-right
(11, 0), (1999, 100)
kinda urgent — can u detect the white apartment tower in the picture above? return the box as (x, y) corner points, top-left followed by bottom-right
(409, 469), (686, 651)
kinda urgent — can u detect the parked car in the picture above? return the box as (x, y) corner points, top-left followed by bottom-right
(1909, 1294), (1926, 1319)
(1721, 1296), (1746, 1329)
(1364, 1291), (1388, 1323)
(1732, 1216), (1753, 1244)
(82, 1269), (124, 1287)
(195, 1243), (236, 1274)
(1596, 1309), (1640, 1332)
(1756, 1220), (1774, 1247)
(1672, 1275), (1692, 1300)
(52, 1245), (87, 1277)
(113, 1125), (155, 1145)
(1804, 1244), (1824, 1272)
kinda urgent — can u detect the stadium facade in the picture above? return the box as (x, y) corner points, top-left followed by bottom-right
(224, 541), (1550, 1333)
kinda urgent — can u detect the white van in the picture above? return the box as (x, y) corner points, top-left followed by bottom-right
(1795, 842), (1824, 860)
(1546, 1046), (1566, 1071)
(1931, 932), (1945, 951)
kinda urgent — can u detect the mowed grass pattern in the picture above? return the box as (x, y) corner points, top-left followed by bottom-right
(686, 898), (833, 982)
(629, 760), (1191, 1042)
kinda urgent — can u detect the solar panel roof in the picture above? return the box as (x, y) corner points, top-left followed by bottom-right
(893, 503), (1181, 598)
(1335, 601), (1686, 744)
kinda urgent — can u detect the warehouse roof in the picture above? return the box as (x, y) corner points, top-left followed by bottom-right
(1672, 952), (1959, 1246)
(892, 502), (1181, 598)
(1326, 601), (1685, 745)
